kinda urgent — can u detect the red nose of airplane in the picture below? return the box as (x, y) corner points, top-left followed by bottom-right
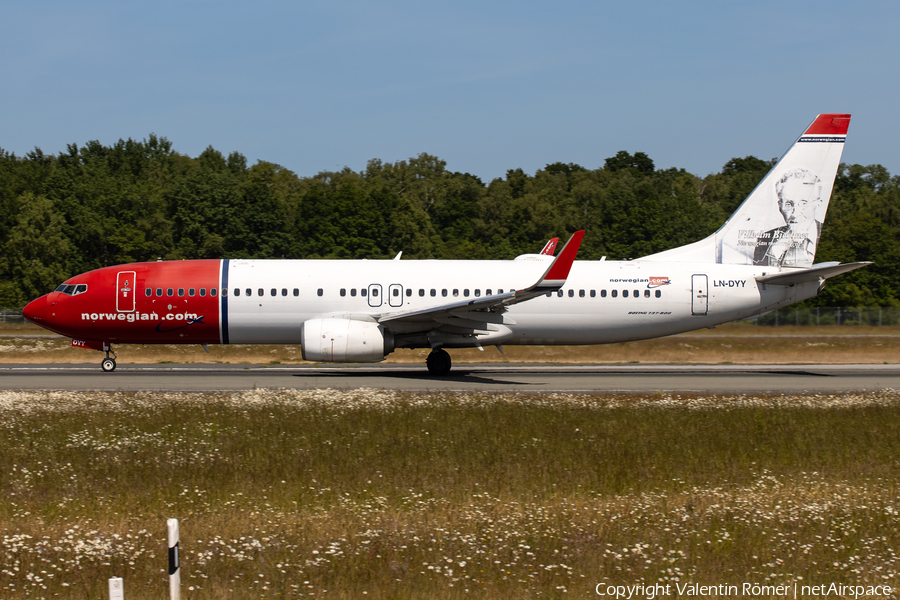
(22, 296), (48, 324)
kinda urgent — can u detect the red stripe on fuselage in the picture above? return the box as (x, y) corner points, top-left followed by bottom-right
(46, 260), (222, 345)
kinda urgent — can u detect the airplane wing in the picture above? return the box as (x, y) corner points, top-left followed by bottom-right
(756, 261), (871, 286)
(377, 231), (584, 332)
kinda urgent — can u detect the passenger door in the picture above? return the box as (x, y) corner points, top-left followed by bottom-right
(691, 274), (708, 316)
(388, 284), (404, 307)
(116, 271), (136, 312)
(367, 283), (383, 308)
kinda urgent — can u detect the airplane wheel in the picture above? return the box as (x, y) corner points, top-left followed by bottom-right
(426, 348), (452, 375)
(101, 358), (117, 372)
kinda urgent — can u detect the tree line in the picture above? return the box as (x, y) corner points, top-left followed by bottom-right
(1, 136), (898, 308)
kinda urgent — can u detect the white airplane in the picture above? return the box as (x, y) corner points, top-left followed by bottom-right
(23, 114), (868, 374)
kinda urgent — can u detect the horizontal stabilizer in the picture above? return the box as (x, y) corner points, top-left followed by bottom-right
(756, 262), (871, 286)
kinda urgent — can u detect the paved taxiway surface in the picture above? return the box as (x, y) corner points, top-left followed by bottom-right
(1, 363), (898, 393)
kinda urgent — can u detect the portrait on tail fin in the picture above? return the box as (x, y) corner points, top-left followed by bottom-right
(752, 168), (825, 268)
(709, 114), (849, 268)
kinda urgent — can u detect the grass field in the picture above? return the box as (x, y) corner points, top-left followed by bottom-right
(1, 389), (898, 598)
(3, 321), (900, 365)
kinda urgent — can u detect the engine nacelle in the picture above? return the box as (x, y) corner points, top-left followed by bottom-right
(300, 318), (394, 363)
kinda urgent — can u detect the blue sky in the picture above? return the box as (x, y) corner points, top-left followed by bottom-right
(2, 0), (898, 181)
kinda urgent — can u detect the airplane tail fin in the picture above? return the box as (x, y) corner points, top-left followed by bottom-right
(643, 114), (850, 267)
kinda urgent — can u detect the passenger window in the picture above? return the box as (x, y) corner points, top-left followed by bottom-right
(590, 290), (596, 298)
(361, 289), (367, 297)
(419, 289), (425, 297)
(145, 288), (152, 297)
(611, 290), (618, 298)
(655, 290), (661, 298)
(644, 290), (650, 298)
(293, 289), (299, 296)
(234, 289), (241, 297)
(258, 289), (264, 297)
(579, 290), (585, 297)
(568, 290), (574, 298)
(189, 288), (195, 297)
(406, 289), (412, 297)
(371, 288), (378, 297)
(474, 289), (481, 297)
(546, 292), (552, 298)
(245, 288), (251, 297)
(634, 289), (639, 297)
(392, 288), (399, 297)
(199, 288), (206, 297)
(340, 288), (346, 297)
(282, 288), (287, 296)
(212, 288), (218, 297)
(623, 290), (629, 298)
(430, 289), (436, 297)
(498, 289), (504, 294)
(463, 289), (469, 297)
(351, 289), (357, 297)
(317, 289), (324, 297)
(600, 290), (606, 298)
(167, 288), (174, 297)
(271, 288), (276, 297)
(557, 290), (563, 297)
(486, 289), (492, 296)
(442, 289), (447, 297)
(453, 289), (459, 297)
(178, 288), (184, 297)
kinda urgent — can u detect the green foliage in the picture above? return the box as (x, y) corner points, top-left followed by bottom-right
(699, 155), (775, 222)
(0, 136), (898, 306)
(604, 150), (655, 173)
(0, 193), (71, 305)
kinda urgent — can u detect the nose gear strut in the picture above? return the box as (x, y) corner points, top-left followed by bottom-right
(101, 344), (117, 372)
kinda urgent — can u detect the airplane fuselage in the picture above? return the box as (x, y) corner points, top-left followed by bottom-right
(27, 257), (814, 349)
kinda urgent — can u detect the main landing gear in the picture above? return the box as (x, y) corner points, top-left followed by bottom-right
(426, 348), (452, 376)
(101, 346), (117, 372)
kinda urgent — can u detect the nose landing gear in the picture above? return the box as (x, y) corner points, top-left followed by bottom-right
(101, 346), (117, 372)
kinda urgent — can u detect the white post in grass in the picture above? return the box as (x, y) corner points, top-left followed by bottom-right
(167, 518), (181, 600)
(108, 577), (124, 600)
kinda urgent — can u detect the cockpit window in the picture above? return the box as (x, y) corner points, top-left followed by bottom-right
(55, 283), (87, 296)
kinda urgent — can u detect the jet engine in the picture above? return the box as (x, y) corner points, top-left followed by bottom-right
(300, 317), (394, 362)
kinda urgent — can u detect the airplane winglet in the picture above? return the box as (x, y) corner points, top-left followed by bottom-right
(534, 230), (584, 289)
(539, 237), (559, 256)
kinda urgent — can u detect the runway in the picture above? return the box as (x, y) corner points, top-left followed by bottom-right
(1, 363), (898, 393)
